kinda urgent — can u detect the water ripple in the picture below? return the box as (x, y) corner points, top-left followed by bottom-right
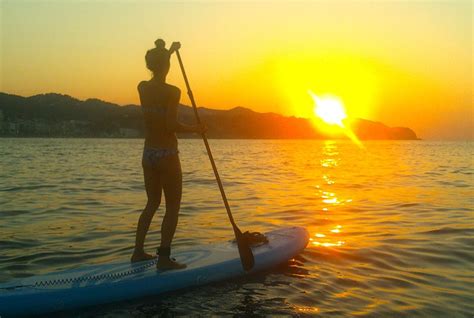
(0, 138), (473, 317)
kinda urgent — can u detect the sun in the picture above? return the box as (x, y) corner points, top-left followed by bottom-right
(308, 90), (365, 149)
(309, 91), (347, 127)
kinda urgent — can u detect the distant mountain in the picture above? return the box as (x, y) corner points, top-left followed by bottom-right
(0, 92), (418, 140)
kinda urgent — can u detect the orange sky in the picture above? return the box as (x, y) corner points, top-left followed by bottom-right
(1, 1), (472, 139)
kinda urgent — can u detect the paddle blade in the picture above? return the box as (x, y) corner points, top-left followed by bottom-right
(235, 230), (255, 271)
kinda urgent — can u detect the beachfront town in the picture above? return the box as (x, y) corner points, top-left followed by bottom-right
(0, 110), (140, 138)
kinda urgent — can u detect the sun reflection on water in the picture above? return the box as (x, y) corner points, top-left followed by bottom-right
(296, 306), (320, 313)
(311, 225), (346, 247)
(321, 158), (339, 168)
(323, 174), (335, 185)
(311, 141), (350, 249)
(312, 241), (345, 247)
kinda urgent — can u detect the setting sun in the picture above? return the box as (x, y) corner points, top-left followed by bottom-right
(309, 91), (347, 127)
(309, 90), (364, 148)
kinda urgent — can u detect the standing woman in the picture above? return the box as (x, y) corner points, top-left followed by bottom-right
(131, 39), (205, 270)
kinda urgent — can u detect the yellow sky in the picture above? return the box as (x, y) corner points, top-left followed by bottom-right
(1, 1), (472, 139)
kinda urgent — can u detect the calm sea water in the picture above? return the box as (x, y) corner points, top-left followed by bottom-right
(0, 138), (473, 317)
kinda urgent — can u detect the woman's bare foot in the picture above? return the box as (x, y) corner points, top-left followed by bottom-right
(157, 257), (187, 270)
(131, 251), (156, 263)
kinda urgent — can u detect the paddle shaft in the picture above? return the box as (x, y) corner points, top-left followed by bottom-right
(175, 50), (239, 232)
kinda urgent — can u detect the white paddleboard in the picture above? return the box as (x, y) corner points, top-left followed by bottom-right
(0, 226), (309, 317)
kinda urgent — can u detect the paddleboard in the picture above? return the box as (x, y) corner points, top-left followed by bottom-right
(0, 226), (308, 317)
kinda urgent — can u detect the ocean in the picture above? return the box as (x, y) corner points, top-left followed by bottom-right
(0, 138), (472, 317)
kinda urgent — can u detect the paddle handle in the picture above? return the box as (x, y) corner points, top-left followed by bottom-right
(175, 50), (239, 231)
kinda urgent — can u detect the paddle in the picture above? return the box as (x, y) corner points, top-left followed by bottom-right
(175, 49), (255, 271)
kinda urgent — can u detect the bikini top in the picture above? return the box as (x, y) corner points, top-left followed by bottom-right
(141, 105), (167, 114)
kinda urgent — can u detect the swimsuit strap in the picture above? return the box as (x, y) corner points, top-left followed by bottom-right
(141, 105), (167, 114)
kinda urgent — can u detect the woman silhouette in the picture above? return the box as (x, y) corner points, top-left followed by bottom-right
(131, 39), (205, 270)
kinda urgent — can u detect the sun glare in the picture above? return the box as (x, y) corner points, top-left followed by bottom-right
(309, 92), (347, 127)
(309, 90), (365, 149)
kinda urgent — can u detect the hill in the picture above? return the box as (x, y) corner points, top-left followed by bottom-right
(0, 92), (418, 140)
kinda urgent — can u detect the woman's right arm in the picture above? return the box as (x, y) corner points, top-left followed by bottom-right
(165, 87), (206, 134)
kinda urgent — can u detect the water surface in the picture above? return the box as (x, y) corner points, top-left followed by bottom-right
(0, 138), (473, 317)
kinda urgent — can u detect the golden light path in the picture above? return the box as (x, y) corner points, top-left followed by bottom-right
(310, 223), (346, 247)
(308, 90), (364, 149)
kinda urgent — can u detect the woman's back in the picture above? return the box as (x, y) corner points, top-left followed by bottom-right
(138, 80), (179, 150)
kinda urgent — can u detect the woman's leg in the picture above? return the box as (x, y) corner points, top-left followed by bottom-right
(160, 154), (182, 249)
(132, 165), (162, 262)
(157, 154), (186, 269)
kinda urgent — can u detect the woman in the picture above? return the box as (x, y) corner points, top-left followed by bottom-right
(131, 39), (205, 270)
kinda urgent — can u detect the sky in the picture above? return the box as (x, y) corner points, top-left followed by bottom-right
(1, 0), (472, 140)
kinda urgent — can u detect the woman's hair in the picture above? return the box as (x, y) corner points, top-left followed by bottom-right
(145, 39), (170, 75)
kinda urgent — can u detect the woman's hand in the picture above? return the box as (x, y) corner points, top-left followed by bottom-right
(169, 42), (181, 54)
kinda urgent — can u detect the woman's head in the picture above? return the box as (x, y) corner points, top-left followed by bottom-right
(145, 39), (170, 78)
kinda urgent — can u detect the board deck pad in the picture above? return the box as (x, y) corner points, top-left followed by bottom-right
(0, 226), (309, 317)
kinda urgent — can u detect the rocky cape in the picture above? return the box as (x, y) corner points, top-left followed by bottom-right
(0, 92), (418, 140)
